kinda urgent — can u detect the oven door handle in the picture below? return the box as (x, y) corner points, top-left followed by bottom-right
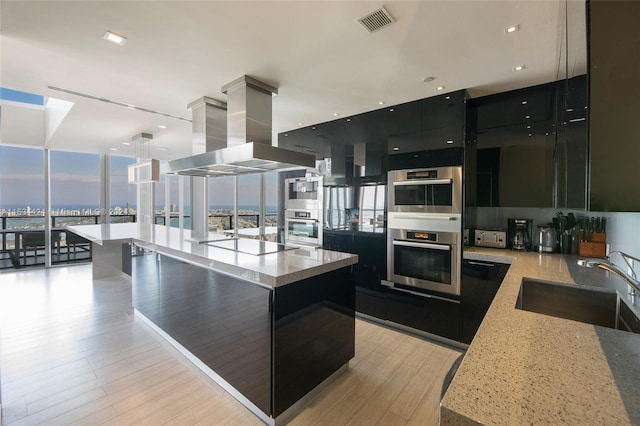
(392, 178), (452, 186)
(392, 240), (451, 251)
(287, 218), (318, 224)
(391, 214), (458, 221)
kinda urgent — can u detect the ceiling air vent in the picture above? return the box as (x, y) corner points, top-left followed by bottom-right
(358, 6), (395, 34)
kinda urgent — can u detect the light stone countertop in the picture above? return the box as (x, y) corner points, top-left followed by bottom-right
(67, 223), (357, 288)
(442, 247), (640, 424)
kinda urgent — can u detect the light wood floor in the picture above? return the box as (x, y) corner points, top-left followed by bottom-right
(0, 265), (462, 425)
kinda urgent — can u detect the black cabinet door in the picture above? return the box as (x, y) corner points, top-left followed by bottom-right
(324, 231), (387, 319)
(473, 82), (556, 207)
(422, 91), (466, 148)
(588, 0), (640, 211)
(303, 123), (332, 159)
(385, 289), (461, 341)
(387, 99), (422, 157)
(460, 259), (509, 344)
(352, 233), (387, 318)
(278, 128), (304, 152)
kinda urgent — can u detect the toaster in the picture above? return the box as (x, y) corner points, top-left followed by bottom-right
(474, 229), (507, 249)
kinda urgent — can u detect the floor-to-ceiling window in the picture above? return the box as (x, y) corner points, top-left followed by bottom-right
(110, 155), (136, 223)
(265, 172), (278, 227)
(50, 150), (100, 265)
(238, 174), (260, 228)
(209, 176), (234, 231)
(0, 145), (44, 269)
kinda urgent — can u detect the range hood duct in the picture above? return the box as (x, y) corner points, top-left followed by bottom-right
(167, 75), (315, 177)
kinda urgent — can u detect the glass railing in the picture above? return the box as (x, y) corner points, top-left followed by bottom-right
(0, 214), (136, 270)
(1, 212), (279, 270)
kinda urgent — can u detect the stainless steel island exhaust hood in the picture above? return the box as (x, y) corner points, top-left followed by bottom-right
(167, 75), (315, 177)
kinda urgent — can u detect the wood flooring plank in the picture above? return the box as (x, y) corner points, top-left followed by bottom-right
(376, 409), (409, 426)
(0, 265), (462, 425)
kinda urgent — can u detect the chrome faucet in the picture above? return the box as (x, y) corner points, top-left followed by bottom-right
(577, 251), (640, 299)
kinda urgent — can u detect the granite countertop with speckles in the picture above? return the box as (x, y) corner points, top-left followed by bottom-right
(441, 247), (640, 425)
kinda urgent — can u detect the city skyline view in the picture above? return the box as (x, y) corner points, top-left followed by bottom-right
(0, 145), (279, 213)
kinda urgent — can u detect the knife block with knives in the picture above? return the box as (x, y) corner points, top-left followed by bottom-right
(578, 216), (607, 258)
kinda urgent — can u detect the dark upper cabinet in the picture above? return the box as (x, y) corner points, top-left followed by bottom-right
(588, 0), (640, 211)
(387, 99), (422, 154)
(357, 109), (388, 177)
(422, 90), (466, 148)
(556, 75), (588, 210)
(472, 83), (556, 207)
(302, 123), (332, 160)
(278, 128), (304, 152)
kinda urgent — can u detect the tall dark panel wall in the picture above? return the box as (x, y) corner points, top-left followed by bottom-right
(588, 0), (640, 211)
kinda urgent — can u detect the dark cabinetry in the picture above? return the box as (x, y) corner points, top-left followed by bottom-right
(324, 230), (461, 341)
(460, 259), (510, 344)
(386, 291), (461, 341)
(588, 0), (640, 211)
(280, 90), (467, 184)
(323, 230), (387, 318)
(469, 82), (557, 207)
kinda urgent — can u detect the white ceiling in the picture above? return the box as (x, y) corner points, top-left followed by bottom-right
(0, 0), (586, 160)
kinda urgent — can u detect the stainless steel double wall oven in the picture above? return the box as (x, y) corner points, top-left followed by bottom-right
(284, 176), (324, 247)
(385, 166), (463, 296)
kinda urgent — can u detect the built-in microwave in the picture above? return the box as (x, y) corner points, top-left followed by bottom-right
(388, 166), (462, 214)
(284, 176), (323, 210)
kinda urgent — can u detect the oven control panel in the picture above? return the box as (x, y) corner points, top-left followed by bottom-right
(406, 231), (437, 242)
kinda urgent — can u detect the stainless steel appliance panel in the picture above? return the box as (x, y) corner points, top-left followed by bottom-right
(284, 209), (322, 247)
(387, 212), (461, 234)
(285, 176), (323, 210)
(387, 228), (461, 296)
(388, 166), (462, 214)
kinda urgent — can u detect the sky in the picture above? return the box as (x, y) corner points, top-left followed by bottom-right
(0, 145), (278, 209)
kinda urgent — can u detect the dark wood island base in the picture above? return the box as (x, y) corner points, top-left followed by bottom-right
(132, 248), (355, 425)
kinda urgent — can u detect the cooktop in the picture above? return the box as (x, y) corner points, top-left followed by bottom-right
(203, 238), (297, 256)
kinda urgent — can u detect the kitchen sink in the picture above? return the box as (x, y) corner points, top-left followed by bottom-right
(516, 277), (640, 334)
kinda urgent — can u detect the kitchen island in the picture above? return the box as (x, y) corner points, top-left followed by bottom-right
(442, 247), (640, 424)
(67, 223), (358, 425)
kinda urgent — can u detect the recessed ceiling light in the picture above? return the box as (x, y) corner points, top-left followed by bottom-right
(347, 118), (351, 122)
(436, 86), (445, 91)
(157, 125), (167, 129)
(423, 76), (435, 83)
(445, 96), (451, 100)
(528, 134), (532, 137)
(446, 140), (454, 144)
(521, 100), (528, 105)
(333, 113), (340, 117)
(513, 65), (526, 72)
(525, 115), (530, 119)
(393, 147), (399, 151)
(109, 148), (118, 151)
(378, 101), (384, 105)
(527, 125), (531, 129)
(389, 108), (394, 112)
(298, 122), (303, 126)
(122, 142), (131, 146)
(504, 24), (519, 34)
(103, 31), (127, 46)
(126, 104), (135, 109)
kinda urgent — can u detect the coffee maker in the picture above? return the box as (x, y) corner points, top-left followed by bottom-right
(507, 218), (532, 251)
